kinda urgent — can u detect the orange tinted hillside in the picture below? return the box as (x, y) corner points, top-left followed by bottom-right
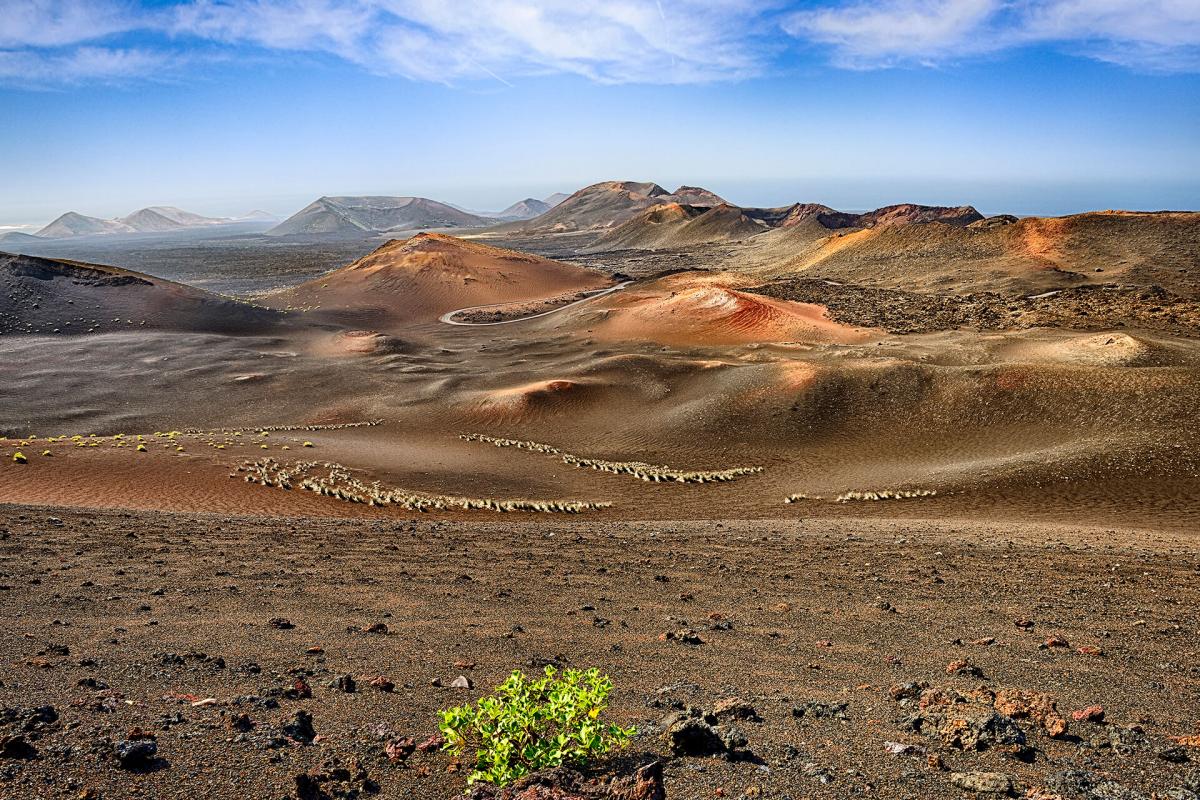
(582, 272), (875, 346)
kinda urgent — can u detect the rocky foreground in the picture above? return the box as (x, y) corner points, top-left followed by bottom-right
(0, 506), (1198, 799)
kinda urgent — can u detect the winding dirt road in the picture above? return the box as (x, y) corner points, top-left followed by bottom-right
(439, 281), (631, 326)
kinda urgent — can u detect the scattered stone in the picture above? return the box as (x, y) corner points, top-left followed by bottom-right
(114, 738), (157, 769)
(1107, 724), (1152, 755)
(889, 682), (927, 701)
(993, 689), (1068, 738)
(415, 734), (445, 753)
(659, 630), (704, 646)
(663, 715), (728, 757)
(328, 674), (356, 693)
(792, 701), (849, 720)
(661, 708), (747, 759)
(268, 618), (295, 630)
(946, 659), (984, 678)
(712, 698), (761, 723)
(873, 597), (897, 613)
(450, 675), (474, 690)
(384, 737), (414, 764)
(368, 676), (394, 693)
(228, 713), (255, 732)
(1072, 706), (1105, 723)
(1157, 745), (1191, 764)
(0, 734), (37, 759)
(294, 757), (378, 800)
(281, 710), (316, 744)
(950, 771), (1013, 794)
(365, 623), (389, 635)
(883, 741), (926, 757)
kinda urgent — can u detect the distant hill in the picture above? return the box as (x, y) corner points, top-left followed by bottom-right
(585, 203), (768, 251)
(266, 196), (489, 237)
(237, 210), (278, 221)
(262, 232), (610, 326)
(495, 180), (728, 234)
(140, 206), (228, 227)
(543, 192), (570, 208)
(37, 212), (136, 238)
(582, 198), (987, 255)
(497, 198), (552, 220)
(0, 252), (284, 335)
(121, 208), (189, 233)
(35, 207), (233, 239)
(0, 231), (45, 246)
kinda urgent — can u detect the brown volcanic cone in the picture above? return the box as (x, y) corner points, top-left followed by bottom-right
(587, 203), (768, 252)
(264, 233), (611, 327)
(494, 180), (727, 234)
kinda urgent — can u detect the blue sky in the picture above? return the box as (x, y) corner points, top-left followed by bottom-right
(2, 1), (1198, 228)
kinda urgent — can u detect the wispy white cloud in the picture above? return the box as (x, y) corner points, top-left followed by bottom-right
(0, 0), (136, 48)
(0, 46), (172, 85)
(0, 0), (1197, 87)
(783, 0), (1003, 68)
(171, 0), (770, 84)
(785, 0), (1200, 72)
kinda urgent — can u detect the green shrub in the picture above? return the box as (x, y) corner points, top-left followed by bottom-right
(439, 666), (635, 787)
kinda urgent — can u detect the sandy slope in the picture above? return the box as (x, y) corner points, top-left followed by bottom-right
(1, 226), (1198, 536)
(0, 252), (285, 336)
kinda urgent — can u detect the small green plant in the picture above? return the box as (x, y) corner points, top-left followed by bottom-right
(439, 666), (635, 788)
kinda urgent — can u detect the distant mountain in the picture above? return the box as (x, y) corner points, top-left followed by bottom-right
(237, 210), (278, 221)
(34, 206), (233, 239)
(497, 180), (728, 234)
(37, 212), (135, 238)
(140, 206), (228, 227)
(497, 198), (551, 220)
(0, 231), (45, 246)
(121, 208), (189, 233)
(581, 197), (991, 256)
(265, 196), (489, 237)
(586, 202), (768, 252)
(543, 192), (570, 208)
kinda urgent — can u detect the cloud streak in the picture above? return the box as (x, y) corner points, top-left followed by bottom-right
(784, 0), (1200, 72)
(1, 0), (1198, 88)
(171, 0), (770, 84)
